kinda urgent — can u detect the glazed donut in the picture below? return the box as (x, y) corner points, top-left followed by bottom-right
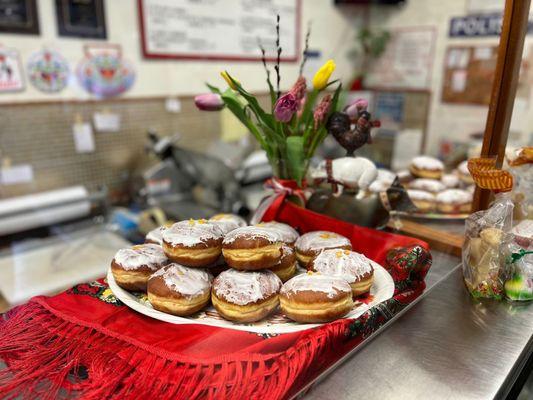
(145, 226), (166, 245)
(222, 226), (283, 270)
(294, 231), (352, 267)
(147, 264), (212, 316)
(409, 156), (444, 179)
(162, 219), (224, 267)
(205, 255), (230, 276)
(309, 249), (374, 297)
(441, 173), (460, 189)
(436, 189), (472, 214)
(409, 178), (446, 193)
(268, 244), (297, 282)
(457, 160), (474, 185)
(211, 269), (282, 322)
(208, 213), (247, 235)
(280, 273), (354, 323)
(111, 244), (168, 291)
(255, 221), (299, 245)
(407, 189), (435, 213)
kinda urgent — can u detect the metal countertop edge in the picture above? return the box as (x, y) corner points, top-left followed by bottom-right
(289, 262), (464, 400)
(496, 329), (533, 399)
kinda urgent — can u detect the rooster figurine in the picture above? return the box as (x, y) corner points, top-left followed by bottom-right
(326, 99), (380, 156)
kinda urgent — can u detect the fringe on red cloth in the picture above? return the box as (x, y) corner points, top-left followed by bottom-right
(0, 300), (354, 400)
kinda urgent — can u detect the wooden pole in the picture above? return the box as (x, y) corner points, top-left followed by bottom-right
(472, 0), (531, 211)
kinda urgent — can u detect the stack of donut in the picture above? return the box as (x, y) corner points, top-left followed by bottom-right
(403, 155), (474, 214)
(110, 215), (378, 325)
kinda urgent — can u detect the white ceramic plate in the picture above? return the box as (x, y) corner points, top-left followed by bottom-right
(107, 262), (394, 334)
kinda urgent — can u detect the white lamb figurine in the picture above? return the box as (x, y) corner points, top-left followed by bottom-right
(311, 157), (378, 197)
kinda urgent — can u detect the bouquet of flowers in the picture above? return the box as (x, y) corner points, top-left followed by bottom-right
(195, 18), (342, 186)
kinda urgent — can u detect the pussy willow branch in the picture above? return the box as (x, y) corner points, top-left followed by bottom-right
(299, 22), (312, 76)
(274, 14), (281, 99)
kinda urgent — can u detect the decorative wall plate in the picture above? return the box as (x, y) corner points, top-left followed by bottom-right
(27, 49), (69, 93)
(77, 44), (135, 97)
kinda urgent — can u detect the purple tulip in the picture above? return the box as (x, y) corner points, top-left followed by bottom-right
(274, 92), (298, 122)
(194, 93), (225, 111)
(344, 98), (368, 119)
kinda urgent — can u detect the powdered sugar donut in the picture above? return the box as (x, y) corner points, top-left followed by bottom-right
(212, 269), (282, 322)
(309, 249), (374, 296)
(268, 244), (297, 282)
(162, 219), (224, 267)
(457, 160), (474, 184)
(255, 221), (299, 245)
(111, 244), (168, 291)
(147, 264), (212, 316)
(407, 189), (435, 212)
(409, 156), (444, 179)
(280, 272), (354, 323)
(145, 226), (166, 245)
(441, 173), (460, 188)
(436, 189), (472, 214)
(222, 226), (283, 270)
(208, 213), (247, 235)
(295, 231), (352, 267)
(409, 178), (446, 193)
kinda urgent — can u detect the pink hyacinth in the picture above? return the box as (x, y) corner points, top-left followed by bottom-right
(344, 98), (368, 119)
(194, 93), (225, 111)
(274, 92), (298, 123)
(313, 94), (332, 130)
(289, 76), (307, 103)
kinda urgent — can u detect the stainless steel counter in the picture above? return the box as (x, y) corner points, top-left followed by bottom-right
(297, 264), (533, 400)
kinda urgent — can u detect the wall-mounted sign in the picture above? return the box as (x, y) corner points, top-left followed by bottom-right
(0, 46), (25, 92)
(138, 0), (300, 61)
(77, 44), (135, 98)
(56, 0), (106, 39)
(0, 0), (39, 35)
(449, 14), (533, 37)
(27, 49), (69, 93)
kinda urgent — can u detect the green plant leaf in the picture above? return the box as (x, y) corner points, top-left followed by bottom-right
(224, 72), (276, 130)
(286, 136), (306, 185)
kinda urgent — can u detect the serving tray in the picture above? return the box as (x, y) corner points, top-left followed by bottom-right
(107, 262), (394, 334)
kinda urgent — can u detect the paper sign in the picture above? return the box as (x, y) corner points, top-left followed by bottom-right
(73, 123), (95, 153)
(474, 47), (492, 60)
(165, 98), (182, 113)
(0, 164), (34, 185)
(451, 70), (467, 92)
(93, 112), (121, 132)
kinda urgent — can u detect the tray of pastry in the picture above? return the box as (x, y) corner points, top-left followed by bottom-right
(108, 215), (394, 334)
(399, 156), (474, 220)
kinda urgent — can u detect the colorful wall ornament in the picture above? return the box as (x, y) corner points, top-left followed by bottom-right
(0, 46), (25, 92)
(77, 44), (135, 98)
(27, 49), (70, 93)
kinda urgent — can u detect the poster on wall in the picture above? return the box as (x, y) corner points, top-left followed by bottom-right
(364, 28), (436, 90)
(56, 0), (107, 39)
(27, 49), (70, 93)
(0, 0), (39, 35)
(77, 44), (135, 98)
(138, 0), (300, 61)
(0, 46), (25, 92)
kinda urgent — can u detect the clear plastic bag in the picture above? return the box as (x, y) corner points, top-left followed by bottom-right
(462, 193), (514, 299)
(502, 225), (533, 302)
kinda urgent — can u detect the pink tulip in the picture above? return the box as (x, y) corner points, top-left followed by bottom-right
(344, 98), (368, 119)
(194, 93), (225, 111)
(274, 92), (298, 122)
(313, 94), (332, 130)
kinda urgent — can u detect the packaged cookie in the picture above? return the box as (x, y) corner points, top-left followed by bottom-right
(462, 193), (514, 299)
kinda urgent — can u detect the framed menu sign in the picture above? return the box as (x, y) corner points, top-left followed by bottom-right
(55, 0), (106, 39)
(138, 0), (300, 61)
(0, 0), (40, 35)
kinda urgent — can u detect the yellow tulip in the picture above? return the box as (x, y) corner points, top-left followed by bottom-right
(312, 59), (336, 90)
(220, 71), (240, 90)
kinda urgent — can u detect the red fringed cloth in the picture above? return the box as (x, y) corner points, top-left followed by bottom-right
(0, 201), (431, 400)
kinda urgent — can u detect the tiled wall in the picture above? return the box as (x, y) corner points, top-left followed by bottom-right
(0, 97), (224, 200)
